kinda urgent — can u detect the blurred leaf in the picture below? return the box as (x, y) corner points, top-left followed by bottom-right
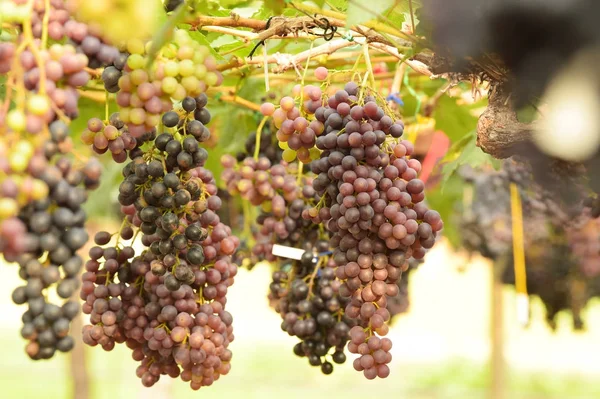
(426, 173), (464, 249)
(82, 161), (123, 220)
(145, 3), (189, 68)
(440, 130), (499, 189)
(326, 0), (348, 11)
(186, 29), (225, 59)
(190, 0), (222, 13)
(433, 94), (482, 143)
(217, 0), (254, 7)
(346, 0), (394, 27)
(264, 0), (285, 14)
(213, 39), (250, 58)
(516, 103), (541, 123)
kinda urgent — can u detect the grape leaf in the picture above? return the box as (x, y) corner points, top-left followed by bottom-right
(433, 94), (484, 144)
(145, 3), (189, 68)
(186, 29), (225, 59)
(425, 173), (464, 249)
(326, 0), (348, 11)
(440, 130), (500, 188)
(346, 0), (395, 27)
(264, 0), (286, 14)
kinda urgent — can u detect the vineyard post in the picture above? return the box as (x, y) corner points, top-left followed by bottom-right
(490, 255), (508, 399)
(69, 310), (89, 399)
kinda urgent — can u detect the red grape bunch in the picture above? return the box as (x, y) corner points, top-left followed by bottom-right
(81, 90), (240, 389)
(6, 120), (101, 360)
(298, 79), (443, 379)
(270, 241), (358, 375)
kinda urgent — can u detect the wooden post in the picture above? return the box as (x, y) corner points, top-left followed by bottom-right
(490, 255), (508, 399)
(69, 311), (90, 399)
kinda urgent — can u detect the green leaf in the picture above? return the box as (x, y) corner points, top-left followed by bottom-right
(217, 0), (254, 7)
(145, 3), (189, 68)
(263, 0), (286, 14)
(440, 130), (497, 189)
(433, 94), (484, 144)
(346, 0), (394, 27)
(326, 0), (348, 11)
(425, 173), (465, 249)
(186, 29), (225, 60)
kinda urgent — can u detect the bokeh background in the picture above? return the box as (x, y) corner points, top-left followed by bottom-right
(2, 238), (600, 399)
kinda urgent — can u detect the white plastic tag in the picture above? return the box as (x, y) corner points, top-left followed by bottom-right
(272, 244), (305, 260)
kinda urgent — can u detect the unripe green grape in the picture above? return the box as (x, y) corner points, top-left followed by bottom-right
(48, 44), (64, 60)
(127, 39), (146, 55)
(181, 76), (199, 93)
(161, 44), (178, 59)
(31, 179), (48, 200)
(0, 198), (18, 219)
(146, 113), (161, 127)
(174, 29), (191, 44)
(309, 147), (321, 160)
(204, 72), (218, 87)
(161, 77), (178, 94)
(7, 109), (26, 132)
(130, 69), (149, 85)
(14, 140), (33, 158)
(282, 148), (297, 162)
(129, 108), (147, 125)
(194, 64), (207, 79)
(144, 41), (154, 54)
(27, 94), (51, 116)
(9, 152), (30, 173)
(126, 54), (145, 70)
(178, 59), (194, 77)
(196, 45), (210, 59)
(172, 85), (187, 101)
(192, 52), (205, 65)
(119, 107), (131, 123)
(278, 140), (289, 150)
(164, 61), (179, 77)
(177, 45), (194, 60)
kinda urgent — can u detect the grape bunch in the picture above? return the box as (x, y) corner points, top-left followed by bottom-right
(583, 196), (600, 219)
(458, 162), (600, 331)
(221, 156), (298, 206)
(23, 0), (121, 67)
(80, 113), (153, 163)
(81, 93), (240, 389)
(0, 139), (49, 257)
(567, 217), (600, 279)
(221, 155), (317, 263)
(9, 145), (102, 359)
(295, 81), (443, 379)
(114, 30), (221, 137)
(235, 126), (283, 164)
(260, 86), (326, 163)
(270, 240), (357, 374)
